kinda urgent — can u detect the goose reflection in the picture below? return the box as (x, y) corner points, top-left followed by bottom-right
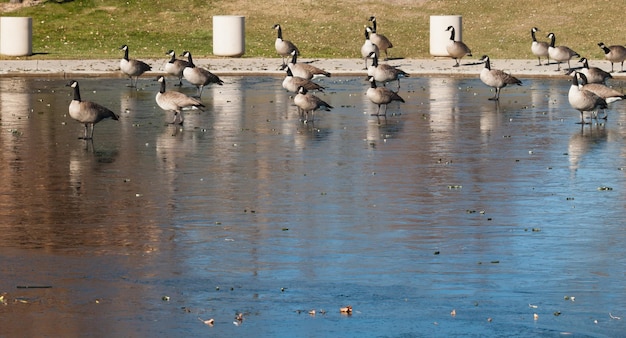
(568, 124), (609, 173)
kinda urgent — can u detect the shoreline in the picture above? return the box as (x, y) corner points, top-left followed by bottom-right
(1, 57), (624, 79)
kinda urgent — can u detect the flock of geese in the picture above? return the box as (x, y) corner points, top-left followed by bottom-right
(65, 20), (626, 139)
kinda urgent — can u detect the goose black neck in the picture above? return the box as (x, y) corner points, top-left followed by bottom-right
(364, 29), (369, 40)
(286, 67), (293, 76)
(449, 28), (455, 41)
(73, 84), (82, 101)
(572, 73), (579, 86)
(601, 45), (610, 54)
(123, 48), (130, 61)
(186, 54), (195, 67)
(531, 29), (537, 42)
(168, 53), (176, 63)
(371, 55), (379, 67)
(291, 51), (298, 64)
(159, 79), (166, 93)
(370, 79), (377, 89)
(372, 19), (377, 32)
(582, 59), (589, 68)
(548, 35), (556, 47)
(484, 59), (491, 70)
(277, 26), (283, 39)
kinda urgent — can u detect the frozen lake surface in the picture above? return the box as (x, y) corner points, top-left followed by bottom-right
(0, 75), (625, 337)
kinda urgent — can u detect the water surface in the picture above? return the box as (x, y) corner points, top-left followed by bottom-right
(0, 75), (625, 337)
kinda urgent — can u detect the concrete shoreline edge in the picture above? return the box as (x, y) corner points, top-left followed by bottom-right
(1, 57), (625, 79)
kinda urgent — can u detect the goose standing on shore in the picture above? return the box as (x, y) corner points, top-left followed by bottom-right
(66, 80), (119, 140)
(155, 76), (205, 125)
(287, 50), (331, 80)
(293, 86), (332, 123)
(368, 51), (409, 91)
(273, 24), (299, 68)
(546, 33), (579, 71)
(597, 42), (626, 73)
(361, 27), (380, 70)
(578, 57), (612, 84)
(568, 72), (608, 124)
(180, 51), (224, 98)
(478, 55), (522, 101)
(530, 27), (549, 66)
(445, 26), (472, 67)
(366, 76), (404, 122)
(119, 45), (152, 88)
(368, 16), (393, 61)
(164, 50), (191, 87)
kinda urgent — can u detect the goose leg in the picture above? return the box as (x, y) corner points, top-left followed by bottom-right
(537, 57), (541, 66)
(453, 59), (460, 67)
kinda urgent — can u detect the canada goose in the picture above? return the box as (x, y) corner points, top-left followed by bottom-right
(578, 57), (612, 84)
(287, 50), (331, 80)
(164, 50), (191, 87)
(66, 80), (119, 139)
(119, 45), (152, 88)
(155, 76), (205, 125)
(546, 33), (579, 71)
(293, 86), (333, 123)
(273, 24), (300, 68)
(530, 27), (549, 66)
(368, 51), (409, 90)
(366, 76), (404, 121)
(597, 42), (626, 73)
(282, 67), (325, 93)
(361, 27), (380, 70)
(577, 72), (625, 104)
(368, 16), (393, 60)
(568, 72), (608, 124)
(445, 26), (472, 67)
(478, 55), (522, 101)
(180, 51), (224, 98)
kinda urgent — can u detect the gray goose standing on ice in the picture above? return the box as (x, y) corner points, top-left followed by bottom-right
(576, 72), (625, 120)
(164, 50), (191, 87)
(119, 44), (152, 87)
(273, 24), (299, 68)
(367, 51), (409, 91)
(445, 26), (472, 67)
(546, 33), (579, 71)
(155, 76), (205, 125)
(578, 57), (612, 84)
(287, 50), (331, 80)
(568, 72), (608, 124)
(368, 16), (393, 61)
(66, 80), (119, 140)
(366, 76), (404, 123)
(282, 67), (325, 93)
(180, 51), (224, 98)
(597, 42), (626, 73)
(530, 27), (549, 66)
(478, 55), (522, 101)
(293, 86), (332, 123)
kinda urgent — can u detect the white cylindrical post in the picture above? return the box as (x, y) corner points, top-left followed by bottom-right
(1, 17), (32, 56)
(212, 15), (245, 57)
(429, 15), (462, 57)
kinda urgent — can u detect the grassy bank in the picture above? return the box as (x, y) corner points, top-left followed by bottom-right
(1, 0), (624, 61)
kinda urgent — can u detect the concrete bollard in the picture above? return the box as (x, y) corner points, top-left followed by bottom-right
(429, 15), (462, 57)
(212, 15), (245, 57)
(1, 16), (33, 57)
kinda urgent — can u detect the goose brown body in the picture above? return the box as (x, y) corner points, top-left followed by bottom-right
(568, 73), (608, 124)
(66, 80), (119, 139)
(546, 33), (579, 71)
(445, 26), (472, 67)
(366, 76), (404, 120)
(598, 42), (626, 73)
(293, 86), (332, 123)
(530, 27), (549, 66)
(368, 16), (393, 60)
(155, 76), (205, 125)
(287, 50), (331, 80)
(478, 55), (522, 101)
(180, 51), (224, 98)
(164, 50), (191, 87)
(273, 24), (299, 67)
(119, 45), (152, 87)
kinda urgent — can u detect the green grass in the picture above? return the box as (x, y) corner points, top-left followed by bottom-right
(1, 0), (624, 60)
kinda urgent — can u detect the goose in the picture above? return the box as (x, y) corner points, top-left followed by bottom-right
(66, 80), (119, 139)
(546, 33), (579, 71)
(164, 50), (191, 87)
(273, 24), (299, 68)
(568, 72), (608, 124)
(287, 50), (331, 80)
(368, 51), (409, 90)
(445, 26), (472, 67)
(578, 57), (612, 84)
(478, 55), (522, 101)
(119, 44), (152, 87)
(597, 42), (626, 73)
(361, 27), (380, 70)
(577, 72), (625, 104)
(530, 27), (549, 66)
(180, 51), (224, 98)
(368, 16), (393, 61)
(293, 86), (332, 123)
(282, 67), (325, 93)
(366, 76), (404, 121)
(155, 76), (205, 125)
